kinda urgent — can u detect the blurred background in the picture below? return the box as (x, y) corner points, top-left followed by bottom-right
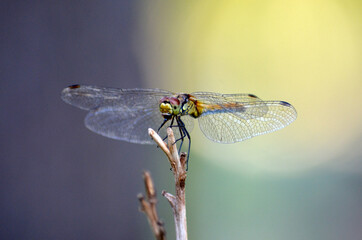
(1, 0), (361, 239)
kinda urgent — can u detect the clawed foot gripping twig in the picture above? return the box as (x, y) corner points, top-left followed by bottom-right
(138, 127), (188, 240)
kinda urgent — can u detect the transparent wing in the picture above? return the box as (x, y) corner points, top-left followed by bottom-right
(192, 92), (297, 143)
(61, 85), (173, 110)
(85, 107), (194, 144)
(62, 85), (194, 144)
(192, 92), (268, 118)
(85, 106), (163, 144)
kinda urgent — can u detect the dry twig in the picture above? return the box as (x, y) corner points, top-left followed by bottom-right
(139, 127), (188, 240)
(138, 171), (167, 240)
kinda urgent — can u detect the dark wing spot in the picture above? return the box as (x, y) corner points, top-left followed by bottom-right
(279, 101), (291, 107)
(248, 94), (258, 98)
(68, 84), (80, 89)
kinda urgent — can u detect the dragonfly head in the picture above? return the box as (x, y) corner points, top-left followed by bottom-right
(159, 96), (181, 118)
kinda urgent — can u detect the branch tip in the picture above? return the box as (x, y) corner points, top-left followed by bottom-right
(138, 171), (167, 240)
(143, 171), (156, 198)
(148, 128), (170, 157)
(137, 193), (144, 201)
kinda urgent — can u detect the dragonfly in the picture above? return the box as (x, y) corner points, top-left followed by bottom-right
(61, 85), (297, 167)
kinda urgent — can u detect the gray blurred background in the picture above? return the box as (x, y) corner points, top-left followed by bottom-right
(0, 1), (158, 239)
(1, 1), (362, 240)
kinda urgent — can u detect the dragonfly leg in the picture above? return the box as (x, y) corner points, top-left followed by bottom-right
(166, 117), (185, 146)
(156, 118), (170, 149)
(160, 117), (174, 142)
(159, 116), (190, 170)
(175, 117), (185, 153)
(158, 118), (169, 133)
(173, 131), (185, 145)
(178, 118), (191, 170)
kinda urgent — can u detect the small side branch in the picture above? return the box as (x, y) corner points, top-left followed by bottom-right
(149, 128), (188, 240)
(138, 171), (167, 240)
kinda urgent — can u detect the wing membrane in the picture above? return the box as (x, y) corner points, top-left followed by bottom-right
(62, 85), (194, 144)
(192, 92), (297, 143)
(62, 87), (295, 144)
(192, 92), (268, 119)
(85, 107), (194, 144)
(61, 85), (173, 110)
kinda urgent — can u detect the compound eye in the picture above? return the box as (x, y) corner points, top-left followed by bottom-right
(160, 102), (168, 108)
(160, 102), (173, 114)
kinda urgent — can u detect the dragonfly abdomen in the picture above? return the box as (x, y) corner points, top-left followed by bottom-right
(194, 101), (246, 117)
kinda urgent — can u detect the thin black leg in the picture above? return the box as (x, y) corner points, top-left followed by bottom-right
(167, 117), (185, 145)
(175, 117), (185, 153)
(158, 116), (191, 170)
(178, 118), (191, 170)
(161, 117), (175, 141)
(157, 118), (169, 133)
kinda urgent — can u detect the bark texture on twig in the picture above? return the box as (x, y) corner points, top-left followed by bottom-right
(138, 171), (167, 240)
(148, 128), (188, 240)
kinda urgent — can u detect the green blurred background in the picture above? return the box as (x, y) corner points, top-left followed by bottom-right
(136, 1), (362, 239)
(137, 0), (361, 174)
(1, 0), (361, 239)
